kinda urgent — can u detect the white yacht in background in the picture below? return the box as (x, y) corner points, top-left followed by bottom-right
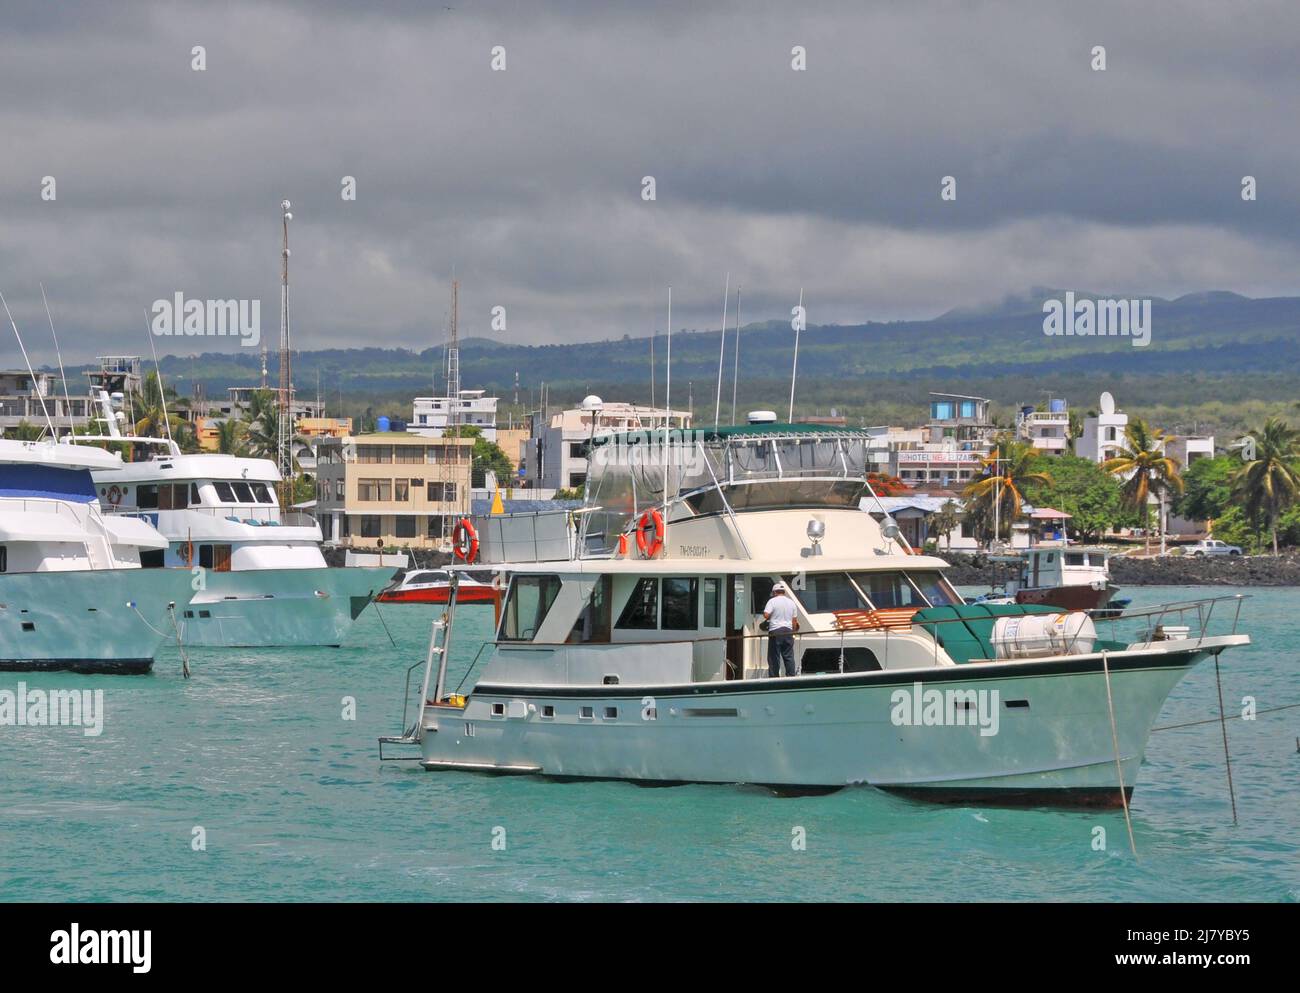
(0, 438), (195, 673)
(83, 392), (394, 648)
(384, 418), (1250, 807)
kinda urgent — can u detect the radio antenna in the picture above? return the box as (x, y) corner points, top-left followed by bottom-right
(713, 272), (729, 425)
(40, 283), (76, 437)
(0, 289), (56, 437)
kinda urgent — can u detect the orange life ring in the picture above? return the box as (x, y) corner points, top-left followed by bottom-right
(635, 509), (664, 559)
(106, 485), (123, 507)
(452, 518), (479, 563)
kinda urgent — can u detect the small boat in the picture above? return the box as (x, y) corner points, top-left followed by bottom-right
(377, 568), (499, 605)
(984, 546), (1121, 614)
(0, 438), (196, 673)
(381, 421), (1249, 807)
(82, 391), (394, 648)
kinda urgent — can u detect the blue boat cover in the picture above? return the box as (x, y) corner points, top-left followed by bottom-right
(0, 465), (98, 503)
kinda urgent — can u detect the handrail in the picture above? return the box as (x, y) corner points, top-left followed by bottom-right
(483, 594), (1250, 653)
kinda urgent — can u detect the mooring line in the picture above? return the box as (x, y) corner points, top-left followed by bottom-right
(373, 601), (397, 648)
(1101, 650), (1139, 860)
(1213, 655), (1238, 825)
(1151, 701), (1300, 732)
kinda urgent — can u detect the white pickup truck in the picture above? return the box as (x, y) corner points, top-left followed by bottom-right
(1187, 539), (1244, 557)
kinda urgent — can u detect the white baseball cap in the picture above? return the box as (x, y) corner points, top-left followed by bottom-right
(772, 581), (788, 593)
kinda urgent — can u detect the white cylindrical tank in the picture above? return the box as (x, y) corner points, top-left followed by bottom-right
(992, 612), (1096, 659)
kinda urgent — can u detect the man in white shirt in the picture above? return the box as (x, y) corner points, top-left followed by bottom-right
(763, 581), (799, 677)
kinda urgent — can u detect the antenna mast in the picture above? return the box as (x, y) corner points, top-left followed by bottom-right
(788, 286), (804, 422)
(713, 272), (729, 425)
(277, 199), (294, 507)
(447, 279), (460, 435)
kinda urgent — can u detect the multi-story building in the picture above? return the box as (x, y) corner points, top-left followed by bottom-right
(1016, 398), (1071, 455)
(926, 392), (995, 448)
(210, 386), (325, 423)
(1074, 392), (1129, 463)
(1165, 434), (1215, 469)
(522, 401), (692, 491)
(407, 389), (499, 441)
(0, 369), (92, 436)
(314, 431), (473, 549)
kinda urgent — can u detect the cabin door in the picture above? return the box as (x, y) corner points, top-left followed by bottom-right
(725, 574), (744, 679)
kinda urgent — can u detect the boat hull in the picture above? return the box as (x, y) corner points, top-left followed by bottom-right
(1016, 584), (1115, 612)
(418, 647), (1210, 805)
(377, 584), (496, 605)
(0, 568), (196, 674)
(176, 566), (391, 647)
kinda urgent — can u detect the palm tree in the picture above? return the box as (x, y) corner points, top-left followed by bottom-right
(1231, 417), (1300, 556)
(962, 438), (1051, 548)
(133, 372), (193, 445)
(216, 418), (248, 455)
(1101, 418), (1183, 555)
(5, 419), (46, 441)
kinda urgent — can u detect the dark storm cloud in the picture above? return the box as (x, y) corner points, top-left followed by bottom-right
(1, 0), (1297, 362)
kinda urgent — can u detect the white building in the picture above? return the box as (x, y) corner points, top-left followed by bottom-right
(1074, 391), (1129, 463)
(1017, 398), (1071, 455)
(1165, 434), (1215, 469)
(522, 401), (692, 491)
(408, 389), (499, 441)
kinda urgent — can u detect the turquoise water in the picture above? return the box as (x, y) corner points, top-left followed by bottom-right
(1, 585), (1296, 902)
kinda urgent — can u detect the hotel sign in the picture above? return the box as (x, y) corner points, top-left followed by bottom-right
(897, 451), (982, 465)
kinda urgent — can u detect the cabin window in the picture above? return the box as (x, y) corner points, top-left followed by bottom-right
(231, 482), (253, 503)
(136, 484), (159, 509)
(702, 577), (721, 627)
(786, 572), (865, 613)
(852, 571), (927, 609)
(569, 574), (612, 643)
(905, 571), (961, 606)
(579, 706), (594, 720)
(603, 706), (618, 720)
(541, 705), (555, 719)
(615, 577), (659, 630)
(661, 578), (699, 630)
(197, 544), (233, 572)
(158, 483), (189, 510)
(0, 546), (6, 572)
(139, 549), (165, 569)
(499, 574), (563, 641)
(190, 483), (201, 505)
(1065, 553), (1085, 566)
(250, 482), (273, 503)
(214, 482), (236, 502)
(395, 517), (417, 539)
(750, 576), (776, 614)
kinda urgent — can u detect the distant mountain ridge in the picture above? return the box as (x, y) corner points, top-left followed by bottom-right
(47, 290), (1300, 432)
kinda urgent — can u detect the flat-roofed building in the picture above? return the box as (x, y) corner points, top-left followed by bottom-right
(315, 431), (473, 550)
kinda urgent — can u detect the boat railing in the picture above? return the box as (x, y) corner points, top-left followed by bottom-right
(1, 496), (89, 523)
(105, 504), (318, 528)
(1084, 594), (1249, 651)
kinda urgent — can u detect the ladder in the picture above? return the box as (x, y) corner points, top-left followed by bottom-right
(379, 578), (460, 759)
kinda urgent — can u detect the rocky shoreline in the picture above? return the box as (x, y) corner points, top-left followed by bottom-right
(939, 551), (1300, 587)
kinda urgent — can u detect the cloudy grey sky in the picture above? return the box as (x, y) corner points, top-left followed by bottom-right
(2, 0), (1298, 363)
